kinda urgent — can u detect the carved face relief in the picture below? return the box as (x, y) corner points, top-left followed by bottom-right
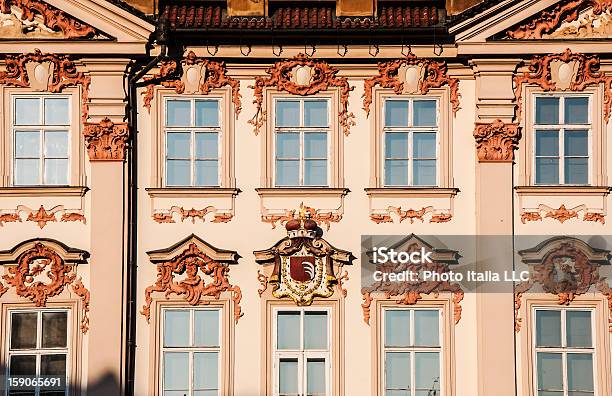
(550, 60), (580, 90)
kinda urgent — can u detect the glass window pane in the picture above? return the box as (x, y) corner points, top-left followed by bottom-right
(15, 98), (41, 125)
(9, 355), (36, 376)
(195, 310), (219, 347)
(413, 133), (436, 158)
(195, 100), (219, 127)
(536, 310), (562, 347)
(166, 160), (191, 186)
(565, 97), (589, 124)
(276, 133), (299, 158)
(275, 160), (299, 186)
(164, 310), (190, 347)
(307, 358), (326, 394)
(414, 310), (439, 346)
(304, 160), (327, 186)
(413, 100), (437, 127)
(42, 312), (67, 348)
(415, 352), (440, 391)
(565, 158), (588, 185)
(304, 312), (327, 349)
(535, 158), (559, 185)
(195, 133), (218, 159)
(385, 160), (409, 186)
(539, 392), (564, 396)
(167, 132), (191, 158)
(15, 131), (41, 157)
(567, 354), (594, 392)
(413, 160), (436, 186)
(163, 352), (189, 390)
(385, 100), (409, 127)
(194, 391), (218, 396)
(385, 133), (408, 159)
(40, 354), (67, 376)
(166, 100), (191, 127)
(536, 131), (560, 156)
(14, 159), (40, 185)
(536, 97), (560, 125)
(44, 98), (69, 125)
(44, 131), (68, 157)
(565, 130), (588, 156)
(44, 159), (68, 185)
(386, 352), (410, 391)
(277, 311), (300, 349)
(11, 312), (38, 349)
(566, 311), (592, 348)
(279, 358), (299, 394)
(304, 100), (328, 127)
(195, 160), (218, 186)
(194, 352), (219, 390)
(385, 310), (410, 347)
(304, 133), (327, 158)
(537, 353), (563, 391)
(276, 100), (300, 127)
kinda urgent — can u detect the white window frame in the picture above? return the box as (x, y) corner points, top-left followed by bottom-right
(532, 306), (597, 396)
(6, 308), (71, 396)
(272, 97), (331, 187)
(159, 307), (223, 396)
(163, 97), (223, 187)
(272, 306), (332, 396)
(10, 94), (72, 186)
(532, 94), (592, 186)
(381, 307), (444, 396)
(382, 97), (440, 187)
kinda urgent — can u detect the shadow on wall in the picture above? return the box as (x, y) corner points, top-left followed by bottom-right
(86, 371), (121, 396)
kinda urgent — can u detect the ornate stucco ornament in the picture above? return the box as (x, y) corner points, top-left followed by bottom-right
(473, 119), (521, 162)
(254, 206), (354, 306)
(83, 117), (129, 161)
(261, 203), (341, 231)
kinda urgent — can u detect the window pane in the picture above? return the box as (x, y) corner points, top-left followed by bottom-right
(276, 100), (300, 127)
(164, 310), (190, 347)
(194, 352), (219, 391)
(195, 132), (218, 159)
(304, 100), (328, 127)
(277, 312), (300, 349)
(385, 160), (409, 186)
(304, 312), (327, 349)
(279, 358), (299, 394)
(195, 160), (218, 186)
(167, 132), (191, 158)
(44, 98), (69, 125)
(194, 310), (219, 347)
(536, 130), (560, 156)
(385, 310), (410, 347)
(166, 100), (191, 126)
(307, 358), (326, 395)
(565, 158), (588, 184)
(385, 100), (409, 127)
(536, 97), (560, 125)
(42, 312), (67, 348)
(44, 131), (68, 157)
(565, 130), (588, 156)
(11, 312), (38, 349)
(413, 160), (436, 186)
(194, 391), (218, 396)
(40, 354), (67, 376)
(414, 310), (439, 346)
(385, 133), (408, 159)
(276, 133), (299, 158)
(565, 97), (589, 124)
(415, 352), (440, 391)
(9, 355), (36, 375)
(413, 133), (436, 158)
(163, 352), (189, 390)
(14, 159), (40, 185)
(386, 352), (410, 391)
(166, 160), (191, 186)
(44, 159), (68, 185)
(566, 311), (592, 348)
(304, 160), (327, 186)
(304, 133), (327, 158)
(15, 131), (41, 157)
(537, 353), (563, 391)
(15, 98), (41, 125)
(535, 158), (559, 185)
(275, 160), (299, 186)
(195, 100), (219, 127)
(567, 354), (594, 392)
(536, 310), (562, 347)
(413, 100), (437, 127)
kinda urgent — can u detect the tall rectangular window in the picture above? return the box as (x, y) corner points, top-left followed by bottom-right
(274, 99), (330, 187)
(383, 308), (442, 396)
(383, 98), (438, 187)
(12, 96), (70, 186)
(164, 98), (221, 187)
(7, 309), (69, 395)
(273, 308), (330, 395)
(534, 308), (595, 396)
(161, 308), (221, 396)
(534, 96), (591, 185)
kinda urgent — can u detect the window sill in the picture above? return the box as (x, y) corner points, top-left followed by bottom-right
(256, 187), (350, 198)
(0, 186), (89, 197)
(365, 187), (459, 198)
(515, 186), (611, 196)
(146, 187), (241, 199)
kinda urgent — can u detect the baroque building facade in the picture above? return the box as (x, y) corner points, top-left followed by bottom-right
(0, 0), (612, 395)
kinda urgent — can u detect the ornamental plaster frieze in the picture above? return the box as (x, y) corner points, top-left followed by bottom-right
(520, 204), (605, 225)
(148, 188), (240, 225)
(0, 205), (85, 228)
(366, 189), (457, 225)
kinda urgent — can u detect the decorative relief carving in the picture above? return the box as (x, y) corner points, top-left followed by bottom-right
(0, 205), (86, 229)
(83, 118), (129, 161)
(142, 51), (241, 117)
(0, 213), (21, 226)
(261, 203), (341, 230)
(369, 206), (452, 224)
(257, 269), (268, 297)
(0, 49), (91, 122)
(152, 206), (233, 224)
(520, 204), (604, 224)
(249, 53), (355, 136)
(473, 119), (521, 162)
(71, 278), (90, 333)
(513, 49), (612, 123)
(363, 52), (460, 117)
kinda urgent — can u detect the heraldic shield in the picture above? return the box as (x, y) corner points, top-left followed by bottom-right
(254, 208), (354, 305)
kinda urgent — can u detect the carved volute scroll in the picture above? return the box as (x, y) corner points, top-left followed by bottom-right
(141, 235), (243, 324)
(363, 52), (460, 117)
(248, 53), (356, 136)
(473, 119), (521, 162)
(83, 117), (129, 161)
